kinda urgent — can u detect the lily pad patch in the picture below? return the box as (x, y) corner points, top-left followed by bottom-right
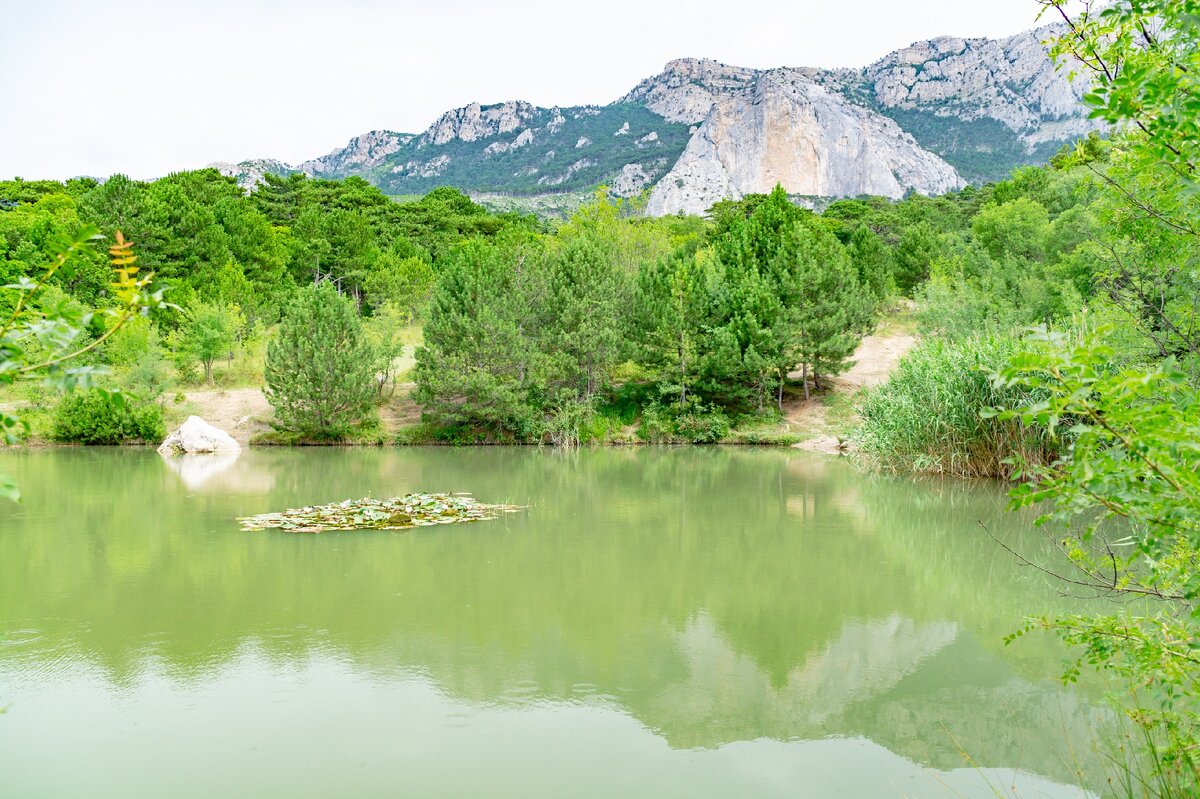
(238, 493), (524, 534)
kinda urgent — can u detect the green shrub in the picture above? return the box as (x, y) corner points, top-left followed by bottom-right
(639, 399), (730, 444)
(854, 335), (1057, 477)
(51, 390), (165, 445)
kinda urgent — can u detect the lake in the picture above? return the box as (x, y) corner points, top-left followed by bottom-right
(0, 447), (1110, 798)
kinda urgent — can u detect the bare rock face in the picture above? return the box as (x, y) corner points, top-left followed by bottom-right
(217, 23), (1095, 213)
(624, 58), (759, 124)
(482, 128), (535, 157)
(299, 130), (413, 177)
(866, 24), (1095, 139)
(646, 71), (963, 216)
(538, 158), (596, 187)
(208, 159), (295, 190)
(158, 416), (241, 456)
(421, 101), (537, 146)
(609, 163), (654, 197)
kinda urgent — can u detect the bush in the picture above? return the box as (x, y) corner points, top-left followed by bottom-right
(854, 335), (1057, 477)
(639, 399), (730, 444)
(51, 390), (165, 445)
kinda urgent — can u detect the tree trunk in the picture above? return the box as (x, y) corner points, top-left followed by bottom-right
(801, 363), (810, 402)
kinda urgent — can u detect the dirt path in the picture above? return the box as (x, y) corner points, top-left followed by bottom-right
(787, 327), (917, 455)
(180, 388), (272, 445)
(182, 382), (420, 444)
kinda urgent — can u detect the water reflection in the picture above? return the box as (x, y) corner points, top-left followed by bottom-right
(0, 447), (1110, 798)
(160, 451), (243, 490)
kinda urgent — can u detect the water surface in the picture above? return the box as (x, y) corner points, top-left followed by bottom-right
(0, 447), (1109, 797)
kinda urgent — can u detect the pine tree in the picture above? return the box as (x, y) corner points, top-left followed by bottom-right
(413, 240), (542, 436)
(783, 226), (874, 399)
(635, 250), (710, 405)
(847, 224), (894, 307)
(545, 236), (627, 402)
(264, 281), (378, 438)
(702, 186), (803, 410)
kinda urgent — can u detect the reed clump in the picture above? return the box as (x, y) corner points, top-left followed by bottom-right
(854, 335), (1058, 478)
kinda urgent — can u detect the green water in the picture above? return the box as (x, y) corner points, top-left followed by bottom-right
(0, 447), (1109, 798)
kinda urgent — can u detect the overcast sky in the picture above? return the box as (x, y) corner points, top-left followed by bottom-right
(0, 0), (1059, 180)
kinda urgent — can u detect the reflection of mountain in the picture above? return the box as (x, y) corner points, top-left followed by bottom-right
(646, 614), (959, 745)
(0, 447), (1112, 794)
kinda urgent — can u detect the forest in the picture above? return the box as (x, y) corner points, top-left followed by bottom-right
(0, 154), (1114, 449)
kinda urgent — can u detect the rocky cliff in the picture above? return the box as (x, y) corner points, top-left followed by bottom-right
(627, 61), (964, 216)
(299, 130), (415, 177)
(213, 22), (1094, 213)
(866, 24), (1092, 139)
(856, 24), (1100, 181)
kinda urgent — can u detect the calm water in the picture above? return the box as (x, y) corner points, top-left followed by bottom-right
(0, 447), (1110, 798)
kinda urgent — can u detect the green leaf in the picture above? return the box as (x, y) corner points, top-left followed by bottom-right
(0, 473), (20, 503)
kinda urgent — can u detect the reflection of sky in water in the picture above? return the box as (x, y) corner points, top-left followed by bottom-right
(0, 448), (1112, 797)
(0, 651), (1094, 799)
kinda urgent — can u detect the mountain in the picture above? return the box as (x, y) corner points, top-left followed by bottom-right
(856, 24), (1098, 181)
(625, 59), (965, 216)
(213, 23), (1096, 216)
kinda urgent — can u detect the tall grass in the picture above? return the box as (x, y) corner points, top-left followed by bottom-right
(854, 335), (1058, 478)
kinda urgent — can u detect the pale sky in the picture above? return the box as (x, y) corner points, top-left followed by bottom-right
(0, 0), (1059, 180)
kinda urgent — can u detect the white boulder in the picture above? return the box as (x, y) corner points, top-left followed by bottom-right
(158, 416), (241, 455)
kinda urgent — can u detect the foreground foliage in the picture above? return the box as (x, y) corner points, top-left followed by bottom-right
(994, 329), (1200, 795)
(238, 493), (524, 534)
(0, 230), (166, 498)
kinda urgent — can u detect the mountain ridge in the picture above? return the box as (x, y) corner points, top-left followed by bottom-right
(213, 23), (1097, 215)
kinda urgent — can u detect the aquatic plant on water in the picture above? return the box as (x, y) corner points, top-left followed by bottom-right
(238, 493), (523, 533)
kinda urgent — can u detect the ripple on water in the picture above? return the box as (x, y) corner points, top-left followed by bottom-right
(500, 679), (540, 701)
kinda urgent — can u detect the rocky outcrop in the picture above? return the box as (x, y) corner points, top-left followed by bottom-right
(866, 24), (1094, 138)
(208, 159), (295, 190)
(420, 101), (537, 146)
(646, 70), (964, 216)
(482, 128), (534, 157)
(298, 130), (413, 177)
(391, 154), (450, 177)
(623, 58), (759, 124)
(538, 158), (595, 187)
(609, 163), (654, 197)
(158, 416), (241, 455)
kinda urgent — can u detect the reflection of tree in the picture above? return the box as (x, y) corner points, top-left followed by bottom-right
(0, 447), (1111, 790)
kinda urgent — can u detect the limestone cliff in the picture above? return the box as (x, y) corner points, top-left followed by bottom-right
(420, 101), (538, 146)
(636, 65), (964, 216)
(866, 24), (1094, 141)
(209, 158), (296, 189)
(299, 130), (414, 177)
